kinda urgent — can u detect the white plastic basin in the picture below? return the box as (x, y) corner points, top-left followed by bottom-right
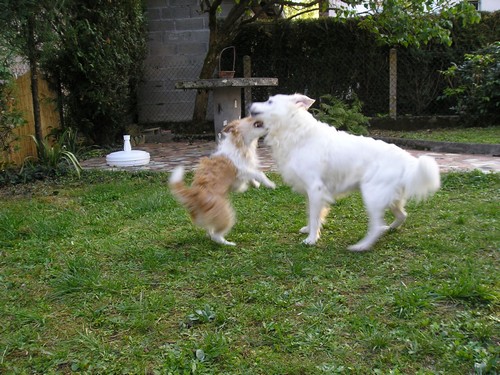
(106, 150), (150, 167)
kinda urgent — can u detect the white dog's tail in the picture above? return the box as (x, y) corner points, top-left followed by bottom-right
(407, 156), (441, 201)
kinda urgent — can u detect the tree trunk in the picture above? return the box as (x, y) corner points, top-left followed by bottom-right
(191, 0), (250, 121)
(56, 75), (65, 129)
(27, 16), (43, 146)
(318, 0), (328, 17)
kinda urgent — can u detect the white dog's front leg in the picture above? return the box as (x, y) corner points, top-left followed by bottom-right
(300, 206), (330, 234)
(303, 187), (328, 245)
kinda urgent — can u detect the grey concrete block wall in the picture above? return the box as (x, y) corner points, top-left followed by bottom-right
(138, 0), (212, 124)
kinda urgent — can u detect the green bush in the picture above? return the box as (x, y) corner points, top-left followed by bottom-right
(42, 0), (147, 145)
(311, 94), (369, 135)
(441, 41), (500, 125)
(234, 12), (500, 117)
(3, 129), (85, 185)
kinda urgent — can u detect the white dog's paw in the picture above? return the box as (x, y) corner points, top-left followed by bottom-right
(299, 226), (309, 234)
(302, 236), (318, 245)
(348, 243), (372, 252)
(263, 179), (276, 189)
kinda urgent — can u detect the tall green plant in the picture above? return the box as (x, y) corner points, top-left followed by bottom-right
(41, 0), (147, 145)
(26, 130), (82, 177)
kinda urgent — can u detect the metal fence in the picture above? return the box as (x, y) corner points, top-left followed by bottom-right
(137, 61), (206, 124)
(137, 48), (460, 126)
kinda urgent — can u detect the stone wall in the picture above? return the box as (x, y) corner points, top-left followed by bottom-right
(138, 0), (211, 124)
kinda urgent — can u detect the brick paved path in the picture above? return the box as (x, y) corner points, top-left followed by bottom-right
(81, 140), (500, 174)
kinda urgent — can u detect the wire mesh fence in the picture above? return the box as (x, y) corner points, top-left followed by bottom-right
(137, 49), (460, 127)
(137, 61), (205, 124)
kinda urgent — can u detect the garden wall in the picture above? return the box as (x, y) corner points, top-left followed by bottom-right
(138, 0), (211, 124)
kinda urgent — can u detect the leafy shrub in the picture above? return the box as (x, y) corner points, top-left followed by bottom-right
(42, 0), (147, 145)
(0, 128), (85, 186)
(441, 41), (500, 125)
(28, 130), (82, 176)
(235, 13), (499, 117)
(311, 94), (370, 135)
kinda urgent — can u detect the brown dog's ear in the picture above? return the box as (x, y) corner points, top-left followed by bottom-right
(222, 121), (238, 134)
(222, 120), (238, 134)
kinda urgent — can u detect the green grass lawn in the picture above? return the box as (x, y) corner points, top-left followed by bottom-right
(0, 171), (498, 374)
(369, 126), (500, 144)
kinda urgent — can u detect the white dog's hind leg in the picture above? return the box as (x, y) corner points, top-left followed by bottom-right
(348, 193), (389, 252)
(389, 200), (407, 230)
(348, 218), (388, 251)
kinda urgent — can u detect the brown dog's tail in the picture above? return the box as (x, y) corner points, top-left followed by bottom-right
(169, 166), (190, 204)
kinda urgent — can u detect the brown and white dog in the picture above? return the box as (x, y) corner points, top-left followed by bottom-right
(169, 117), (275, 245)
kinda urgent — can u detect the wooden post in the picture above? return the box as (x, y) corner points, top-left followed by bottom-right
(243, 55), (251, 116)
(389, 48), (397, 120)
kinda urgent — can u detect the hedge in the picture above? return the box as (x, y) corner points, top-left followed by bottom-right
(232, 12), (500, 117)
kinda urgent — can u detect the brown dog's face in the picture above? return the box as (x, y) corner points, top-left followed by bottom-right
(222, 117), (268, 144)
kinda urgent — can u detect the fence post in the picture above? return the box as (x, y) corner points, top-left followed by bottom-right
(389, 48), (397, 120)
(243, 55), (251, 116)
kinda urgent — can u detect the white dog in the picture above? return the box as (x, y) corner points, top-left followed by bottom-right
(169, 117), (275, 246)
(250, 94), (440, 251)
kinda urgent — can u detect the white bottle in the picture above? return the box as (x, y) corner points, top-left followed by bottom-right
(123, 135), (132, 152)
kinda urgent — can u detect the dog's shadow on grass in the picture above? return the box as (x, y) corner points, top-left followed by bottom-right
(162, 229), (232, 256)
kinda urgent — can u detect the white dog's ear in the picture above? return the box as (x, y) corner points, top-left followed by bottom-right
(292, 94), (315, 109)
